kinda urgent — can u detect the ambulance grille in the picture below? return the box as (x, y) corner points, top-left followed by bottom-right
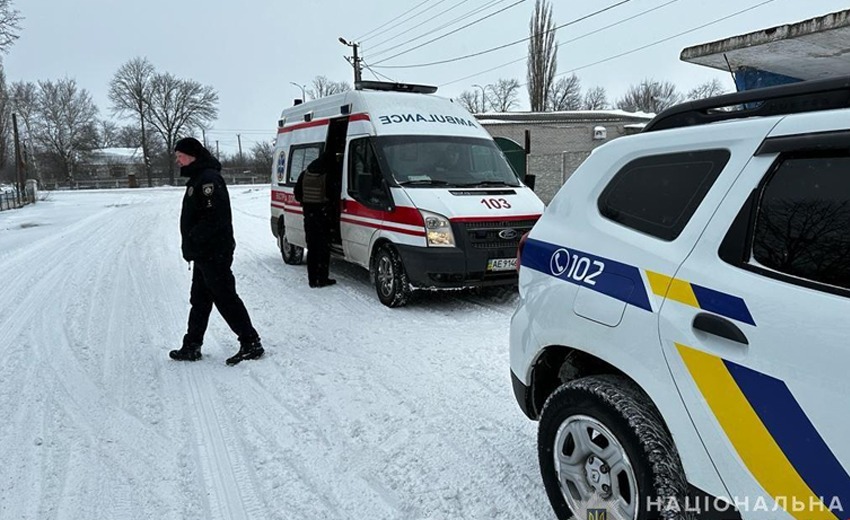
(459, 219), (538, 249)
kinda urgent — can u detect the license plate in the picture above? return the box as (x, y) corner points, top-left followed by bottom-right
(487, 258), (517, 272)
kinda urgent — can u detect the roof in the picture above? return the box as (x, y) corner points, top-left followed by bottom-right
(681, 9), (850, 80)
(87, 147), (143, 165)
(475, 110), (654, 126)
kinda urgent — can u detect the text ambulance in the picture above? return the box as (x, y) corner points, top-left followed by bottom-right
(270, 81), (544, 307)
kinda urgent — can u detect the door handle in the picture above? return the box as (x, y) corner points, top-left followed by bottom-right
(692, 312), (749, 345)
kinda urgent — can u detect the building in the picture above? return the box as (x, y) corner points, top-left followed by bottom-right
(477, 111), (652, 204)
(680, 9), (850, 90)
(82, 147), (145, 181)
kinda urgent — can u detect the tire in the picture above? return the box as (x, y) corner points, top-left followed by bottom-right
(538, 375), (692, 520)
(279, 224), (303, 265)
(373, 244), (411, 308)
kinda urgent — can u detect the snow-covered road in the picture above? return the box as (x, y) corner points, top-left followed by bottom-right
(0, 187), (553, 520)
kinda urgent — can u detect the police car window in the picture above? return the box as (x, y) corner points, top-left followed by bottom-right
(598, 149), (730, 241)
(750, 153), (850, 291)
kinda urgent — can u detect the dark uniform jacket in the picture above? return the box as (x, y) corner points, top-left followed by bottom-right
(180, 157), (235, 262)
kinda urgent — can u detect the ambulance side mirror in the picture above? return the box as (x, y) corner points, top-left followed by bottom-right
(524, 174), (536, 191)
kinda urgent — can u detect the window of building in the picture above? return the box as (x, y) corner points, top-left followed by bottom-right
(598, 150), (730, 241)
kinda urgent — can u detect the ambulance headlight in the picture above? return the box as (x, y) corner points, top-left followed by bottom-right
(421, 210), (455, 247)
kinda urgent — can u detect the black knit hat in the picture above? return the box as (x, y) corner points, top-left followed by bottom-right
(174, 137), (209, 159)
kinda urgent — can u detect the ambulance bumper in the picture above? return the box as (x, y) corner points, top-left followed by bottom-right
(395, 244), (518, 289)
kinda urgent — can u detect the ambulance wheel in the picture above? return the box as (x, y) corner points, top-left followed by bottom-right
(373, 244), (410, 308)
(279, 224), (303, 265)
(538, 375), (692, 520)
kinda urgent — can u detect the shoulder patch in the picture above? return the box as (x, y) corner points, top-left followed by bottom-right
(202, 183), (214, 196)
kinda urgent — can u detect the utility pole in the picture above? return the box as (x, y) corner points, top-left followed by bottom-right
(215, 140), (220, 157)
(202, 128), (207, 148)
(237, 134), (243, 164)
(12, 113), (24, 205)
(339, 37), (362, 85)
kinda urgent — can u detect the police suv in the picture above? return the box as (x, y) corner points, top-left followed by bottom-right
(510, 77), (850, 519)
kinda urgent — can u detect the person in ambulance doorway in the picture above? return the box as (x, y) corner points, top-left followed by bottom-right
(294, 150), (339, 288)
(168, 137), (264, 366)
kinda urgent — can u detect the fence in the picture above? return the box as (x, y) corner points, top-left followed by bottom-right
(46, 170), (266, 191)
(0, 190), (24, 211)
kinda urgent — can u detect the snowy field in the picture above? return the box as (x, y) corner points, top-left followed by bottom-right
(0, 187), (553, 520)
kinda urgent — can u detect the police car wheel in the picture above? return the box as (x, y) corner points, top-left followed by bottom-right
(374, 245), (410, 308)
(538, 375), (692, 520)
(279, 225), (303, 265)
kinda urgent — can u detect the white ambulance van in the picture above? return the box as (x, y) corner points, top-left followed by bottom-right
(270, 81), (544, 307)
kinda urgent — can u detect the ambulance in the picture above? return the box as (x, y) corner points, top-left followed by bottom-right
(270, 80), (544, 307)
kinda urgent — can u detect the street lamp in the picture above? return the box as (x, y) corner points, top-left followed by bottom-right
(472, 84), (488, 113)
(338, 37), (362, 83)
(289, 81), (307, 102)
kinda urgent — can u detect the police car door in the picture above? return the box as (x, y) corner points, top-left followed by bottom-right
(658, 127), (850, 518)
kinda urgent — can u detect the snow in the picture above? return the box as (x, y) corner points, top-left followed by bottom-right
(0, 187), (554, 520)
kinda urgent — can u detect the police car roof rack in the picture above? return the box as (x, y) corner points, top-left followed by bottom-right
(643, 75), (850, 133)
(355, 80), (438, 94)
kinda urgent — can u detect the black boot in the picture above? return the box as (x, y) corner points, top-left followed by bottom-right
(169, 342), (202, 361)
(226, 339), (264, 366)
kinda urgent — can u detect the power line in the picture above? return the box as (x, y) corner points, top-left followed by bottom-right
(375, 0), (632, 69)
(361, 61), (398, 83)
(355, 0), (431, 43)
(521, 0), (779, 88)
(372, 0), (527, 66)
(360, 0), (453, 45)
(437, 0), (682, 87)
(368, 0), (500, 56)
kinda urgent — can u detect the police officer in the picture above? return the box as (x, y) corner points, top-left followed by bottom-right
(294, 151), (338, 288)
(169, 137), (264, 366)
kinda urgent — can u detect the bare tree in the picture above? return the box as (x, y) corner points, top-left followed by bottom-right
(31, 78), (99, 181)
(0, 64), (10, 176)
(308, 75), (351, 100)
(8, 80), (38, 181)
(548, 74), (581, 111)
(582, 86), (609, 110)
(526, 0), (557, 112)
(0, 0), (21, 53)
(457, 90), (486, 113)
(616, 79), (682, 113)
(9, 80), (36, 130)
(145, 72), (218, 183)
(249, 140), (274, 174)
(686, 78), (728, 101)
(97, 119), (120, 148)
(109, 57), (155, 186)
(487, 79), (520, 112)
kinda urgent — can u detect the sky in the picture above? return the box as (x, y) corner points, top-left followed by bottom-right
(5, 0), (848, 156)
(0, 187), (553, 519)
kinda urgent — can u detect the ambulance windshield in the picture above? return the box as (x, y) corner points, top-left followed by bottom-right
(373, 136), (522, 188)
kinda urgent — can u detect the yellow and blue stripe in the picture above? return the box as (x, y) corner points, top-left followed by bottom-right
(647, 271), (756, 326)
(521, 239), (754, 325)
(678, 344), (850, 519)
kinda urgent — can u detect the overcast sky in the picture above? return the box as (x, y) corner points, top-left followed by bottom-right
(5, 0), (848, 156)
